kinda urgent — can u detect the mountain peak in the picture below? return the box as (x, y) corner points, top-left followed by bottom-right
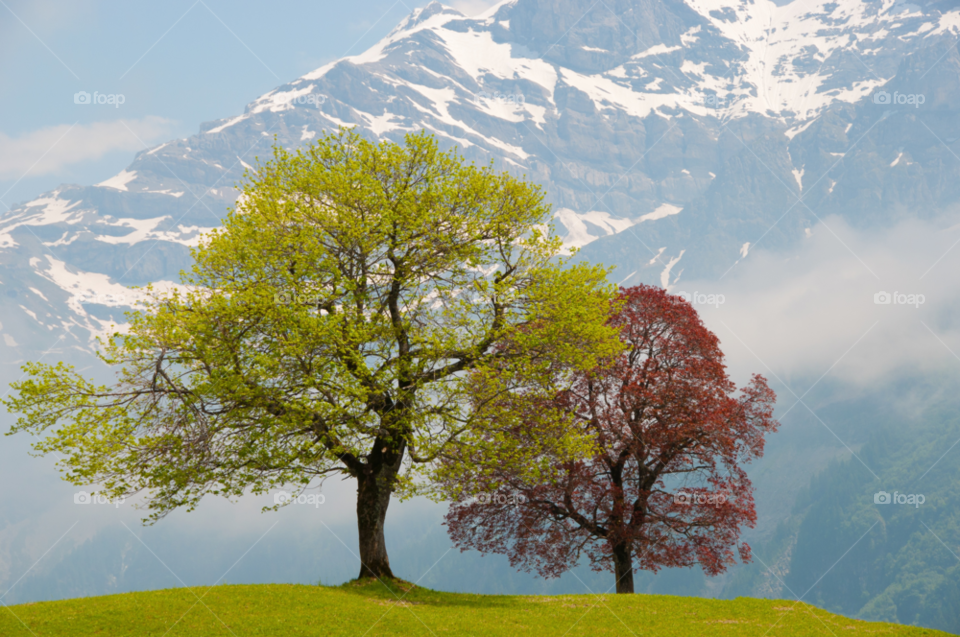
(391, 1), (464, 34)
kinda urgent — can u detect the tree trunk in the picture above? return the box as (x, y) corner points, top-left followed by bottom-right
(355, 450), (403, 580)
(612, 542), (635, 594)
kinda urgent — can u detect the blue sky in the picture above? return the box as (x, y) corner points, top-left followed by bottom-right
(0, 0), (499, 211)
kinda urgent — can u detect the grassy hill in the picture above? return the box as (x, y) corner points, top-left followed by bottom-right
(0, 579), (953, 636)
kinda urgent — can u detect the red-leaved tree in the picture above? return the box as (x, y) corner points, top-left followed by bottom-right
(437, 285), (778, 593)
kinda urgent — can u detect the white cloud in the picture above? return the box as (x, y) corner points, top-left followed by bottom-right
(680, 215), (960, 389)
(0, 116), (177, 180)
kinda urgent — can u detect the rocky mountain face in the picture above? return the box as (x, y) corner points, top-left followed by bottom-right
(2, 0), (960, 627)
(4, 0), (959, 357)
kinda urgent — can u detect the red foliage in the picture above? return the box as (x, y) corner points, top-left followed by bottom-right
(442, 285), (778, 593)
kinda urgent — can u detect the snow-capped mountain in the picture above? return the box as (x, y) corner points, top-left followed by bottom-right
(3, 0), (960, 358)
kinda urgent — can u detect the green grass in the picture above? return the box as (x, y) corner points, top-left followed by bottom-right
(1, 578), (953, 636)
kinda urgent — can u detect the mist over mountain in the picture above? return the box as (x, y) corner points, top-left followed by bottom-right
(3, 0), (960, 632)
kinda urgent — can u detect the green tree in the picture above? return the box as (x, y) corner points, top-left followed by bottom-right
(3, 128), (619, 580)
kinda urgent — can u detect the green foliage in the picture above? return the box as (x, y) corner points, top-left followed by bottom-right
(728, 375), (960, 634)
(3, 127), (620, 522)
(0, 583), (949, 636)
(782, 412), (960, 631)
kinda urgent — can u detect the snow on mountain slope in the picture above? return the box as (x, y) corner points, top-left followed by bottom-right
(244, 0), (941, 135)
(3, 0), (960, 359)
(679, 0), (904, 118)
